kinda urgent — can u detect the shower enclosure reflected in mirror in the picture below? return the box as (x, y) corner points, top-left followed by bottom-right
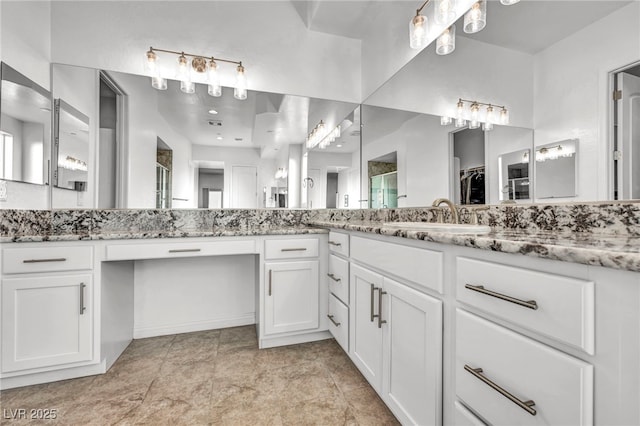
(0, 62), (51, 186)
(535, 139), (578, 199)
(54, 99), (90, 191)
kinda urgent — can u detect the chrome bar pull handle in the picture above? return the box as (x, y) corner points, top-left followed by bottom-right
(465, 284), (538, 310)
(327, 273), (341, 282)
(79, 283), (86, 315)
(281, 247), (307, 252)
(328, 241), (342, 247)
(327, 314), (341, 327)
(370, 284), (378, 322)
(378, 289), (387, 328)
(23, 258), (67, 263)
(464, 365), (537, 416)
(268, 270), (272, 296)
(168, 248), (201, 253)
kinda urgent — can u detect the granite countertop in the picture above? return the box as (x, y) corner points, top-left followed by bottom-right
(309, 219), (640, 272)
(0, 226), (328, 243)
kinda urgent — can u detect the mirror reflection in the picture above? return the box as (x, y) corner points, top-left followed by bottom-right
(54, 99), (89, 191)
(0, 62), (50, 186)
(535, 139), (578, 200)
(498, 149), (531, 202)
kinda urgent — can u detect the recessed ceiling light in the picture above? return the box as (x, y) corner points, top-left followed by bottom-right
(336, 144), (343, 148)
(216, 136), (223, 140)
(208, 109), (218, 115)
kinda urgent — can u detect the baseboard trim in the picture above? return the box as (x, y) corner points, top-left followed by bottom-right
(0, 360), (106, 391)
(133, 314), (256, 339)
(259, 330), (332, 349)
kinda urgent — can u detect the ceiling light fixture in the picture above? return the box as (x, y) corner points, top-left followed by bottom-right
(443, 98), (509, 131)
(208, 109), (218, 115)
(144, 47), (246, 99)
(409, 0), (431, 49)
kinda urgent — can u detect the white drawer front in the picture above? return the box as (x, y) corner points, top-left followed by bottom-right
(328, 254), (349, 304)
(456, 310), (593, 426)
(351, 236), (443, 293)
(456, 257), (594, 354)
(328, 231), (349, 257)
(106, 239), (256, 261)
(3, 245), (93, 274)
(328, 293), (348, 352)
(264, 238), (318, 260)
(454, 401), (486, 426)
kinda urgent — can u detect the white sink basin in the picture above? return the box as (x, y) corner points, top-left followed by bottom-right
(382, 222), (491, 234)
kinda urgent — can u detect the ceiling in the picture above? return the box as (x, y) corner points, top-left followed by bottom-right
(127, 1), (632, 159)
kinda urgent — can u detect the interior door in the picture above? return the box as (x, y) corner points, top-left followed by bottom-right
(617, 72), (640, 199)
(231, 165), (257, 208)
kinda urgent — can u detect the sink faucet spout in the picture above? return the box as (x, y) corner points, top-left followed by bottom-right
(431, 198), (459, 224)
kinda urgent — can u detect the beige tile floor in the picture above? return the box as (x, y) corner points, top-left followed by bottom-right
(0, 326), (399, 425)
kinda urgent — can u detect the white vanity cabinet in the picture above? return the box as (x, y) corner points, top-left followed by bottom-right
(327, 231), (350, 351)
(1, 244), (96, 375)
(348, 237), (444, 426)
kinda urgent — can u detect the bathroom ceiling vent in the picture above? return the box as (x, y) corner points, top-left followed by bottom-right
(208, 120), (222, 126)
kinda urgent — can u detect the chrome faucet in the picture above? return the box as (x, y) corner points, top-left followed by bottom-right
(431, 198), (459, 224)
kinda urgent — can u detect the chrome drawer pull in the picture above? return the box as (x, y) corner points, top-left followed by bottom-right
(281, 248), (307, 252)
(168, 248), (201, 253)
(328, 241), (342, 247)
(23, 258), (67, 263)
(377, 288), (387, 328)
(370, 284), (378, 322)
(327, 273), (341, 282)
(79, 283), (86, 315)
(464, 365), (537, 416)
(465, 284), (538, 310)
(327, 314), (341, 327)
(268, 270), (273, 296)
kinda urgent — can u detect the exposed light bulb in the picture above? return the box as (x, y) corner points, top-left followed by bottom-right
(145, 49), (158, 75)
(485, 105), (494, 124)
(409, 13), (428, 49)
(500, 0), (520, 5)
(500, 107), (510, 125)
(208, 59), (222, 97)
(234, 64), (247, 100)
(435, 0), (456, 25)
(464, 1), (487, 34)
(470, 102), (479, 121)
(456, 99), (465, 120)
(436, 25), (456, 55)
(441, 116), (452, 126)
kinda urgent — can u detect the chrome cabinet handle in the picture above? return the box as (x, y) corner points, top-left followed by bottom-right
(328, 241), (342, 247)
(370, 284), (378, 322)
(464, 365), (537, 416)
(23, 258), (67, 263)
(327, 314), (341, 327)
(327, 273), (341, 282)
(465, 284), (538, 310)
(79, 283), (86, 315)
(168, 248), (201, 253)
(268, 270), (272, 296)
(378, 288), (387, 328)
(281, 248), (307, 252)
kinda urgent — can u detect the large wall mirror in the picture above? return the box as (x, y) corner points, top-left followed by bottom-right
(54, 99), (90, 192)
(49, 63), (359, 209)
(362, 0), (638, 206)
(0, 62), (51, 186)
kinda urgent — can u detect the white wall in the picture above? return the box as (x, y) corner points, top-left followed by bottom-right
(0, 0), (51, 210)
(361, 111), (450, 207)
(533, 1), (640, 202)
(50, 1), (361, 103)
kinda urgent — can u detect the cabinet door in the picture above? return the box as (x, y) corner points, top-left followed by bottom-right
(2, 274), (93, 372)
(264, 260), (319, 335)
(349, 264), (384, 392)
(382, 277), (443, 426)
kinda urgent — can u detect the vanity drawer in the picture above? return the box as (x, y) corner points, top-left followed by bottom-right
(105, 239), (256, 261)
(328, 231), (349, 257)
(351, 236), (443, 293)
(264, 238), (318, 260)
(453, 401), (486, 426)
(456, 257), (594, 354)
(2, 245), (93, 274)
(328, 254), (349, 304)
(456, 309), (593, 426)
(328, 293), (348, 352)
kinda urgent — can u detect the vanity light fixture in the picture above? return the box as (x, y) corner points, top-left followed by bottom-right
(59, 155), (88, 172)
(409, 0), (431, 49)
(306, 121), (342, 150)
(444, 98), (509, 131)
(436, 25), (456, 55)
(500, 0), (520, 5)
(275, 168), (288, 179)
(464, 1), (487, 34)
(434, 0), (456, 24)
(535, 144), (575, 162)
(144, 47), (246, 99)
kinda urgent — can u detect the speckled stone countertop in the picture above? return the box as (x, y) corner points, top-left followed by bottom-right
(309, 219), (640, 272)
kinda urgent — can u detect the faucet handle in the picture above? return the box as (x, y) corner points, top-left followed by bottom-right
(469, 206), (490, 225)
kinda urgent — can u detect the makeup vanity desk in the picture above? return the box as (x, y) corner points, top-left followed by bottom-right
(0, 228), (329, 390)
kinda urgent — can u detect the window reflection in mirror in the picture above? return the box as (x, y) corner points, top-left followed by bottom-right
(535, 139), (578, 199)
(54, 99), (89, 191)
(498, 149), (531, 202)
(0, 62), (50, 186)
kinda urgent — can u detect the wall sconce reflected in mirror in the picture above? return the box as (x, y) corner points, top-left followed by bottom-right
(442, 98), (509, 131)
